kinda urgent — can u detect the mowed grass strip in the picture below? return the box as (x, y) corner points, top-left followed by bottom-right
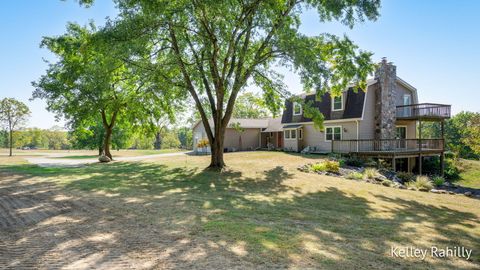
(1, 151), (479, 269)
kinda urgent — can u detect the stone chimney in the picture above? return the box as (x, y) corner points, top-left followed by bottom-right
(374, 58), (397, 140)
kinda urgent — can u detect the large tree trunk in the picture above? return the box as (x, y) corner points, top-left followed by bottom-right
(9, 129), (12, 157)
(100, 109), (118, 161)
(154, 132), (162, 150)
(103, 127), (113, 160)
(208, 122), (226, 169)
(98, 146), (103, 156)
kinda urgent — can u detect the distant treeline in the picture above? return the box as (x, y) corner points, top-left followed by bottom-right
(421, 111), (480, 159)
(0, 127), (193, 151)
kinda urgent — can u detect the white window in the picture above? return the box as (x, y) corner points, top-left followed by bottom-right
(284, 129), (300, 140)
(325, 126), (342, 141)
(403, 94), (411, 105)
(298, 129), (303, 140)
(332, 95), (343, 111)
(293, 102), (302, 115)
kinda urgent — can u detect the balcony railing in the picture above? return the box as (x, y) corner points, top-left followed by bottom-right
(396, 103), (451, 119)
(332, 139), (444, 154)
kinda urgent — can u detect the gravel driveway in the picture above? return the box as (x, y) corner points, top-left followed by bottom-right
(24, 152), (190, 167)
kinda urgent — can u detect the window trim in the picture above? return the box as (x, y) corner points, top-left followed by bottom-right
(403, 94), (411, 106)
(293, 102), (302, 116)
(291, 129), (297, 139)
(298, 129), (303, 140)
(395, 125), (408, 139)
(325, 126), (342, 142)
(284, 129), (300, 140)
(332, 95), (343, 111)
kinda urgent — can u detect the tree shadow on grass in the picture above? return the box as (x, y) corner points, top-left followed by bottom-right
(0, 162), (479, 269)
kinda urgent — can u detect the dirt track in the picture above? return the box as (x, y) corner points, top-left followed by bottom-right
(0, 171), (252, 269)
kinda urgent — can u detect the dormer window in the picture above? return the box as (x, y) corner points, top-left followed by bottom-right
(332, 95), (343, 111)
(293, 102), (302, 115)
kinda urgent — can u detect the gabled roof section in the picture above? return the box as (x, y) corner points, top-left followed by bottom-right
(227, 118), (270, 128)
(262, 117), (283, 132)
(192, 117), (272, 130)
(396, 77), (419, 103)
(281, 88), (365, 124)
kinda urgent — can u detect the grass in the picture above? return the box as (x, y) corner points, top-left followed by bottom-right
(363, 167), (379, 179)
(0, 148), (185, 158)
(406, 176), (434, 191)
(458, 159), (480, 189)
(0, 151), (479, 269)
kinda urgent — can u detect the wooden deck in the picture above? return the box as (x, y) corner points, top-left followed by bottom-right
(332, 139), (444, 158)
(396, 103), (451, 120)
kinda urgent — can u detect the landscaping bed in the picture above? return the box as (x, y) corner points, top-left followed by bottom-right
(298, 157), (480, 198)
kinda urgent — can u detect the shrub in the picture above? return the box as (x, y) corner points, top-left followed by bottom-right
(197, 138), (209, 148)
(444, 159), (460, 180)
(344, 156), (364, 167)
(432, 176), (445, 187)
(310, 160), (340, 173)
(346, 172), (363, 180)
(338, 158), (346, 168)
(396, 172), (415, 182)
(310, 163), (327, 172)
(422, 156), (460, 180)
(406, 176), (434, 191)
(327, 153), (342, 160)
(364, 159), (377, 167)
(363, 168), (379, 179)
(324, 160), (340, 173)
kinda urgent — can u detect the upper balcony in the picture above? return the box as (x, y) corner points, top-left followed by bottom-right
(396, 103), (451, 120)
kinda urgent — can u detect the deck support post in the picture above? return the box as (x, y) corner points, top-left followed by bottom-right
(419, 119), (423, 175)
(440, 120), (445, 177)
(392, 156), (396, 171)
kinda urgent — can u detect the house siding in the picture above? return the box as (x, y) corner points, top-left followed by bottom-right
(302, 121), (358, 152)
(395, 82), (417, 106)
(224, 128), (261, 151)
(192, 121), (261, 152)
(396, 120), (416, 139)
(358, 84), (376, 139)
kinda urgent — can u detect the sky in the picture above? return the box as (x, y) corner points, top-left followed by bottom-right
(0, 0), (479, 129)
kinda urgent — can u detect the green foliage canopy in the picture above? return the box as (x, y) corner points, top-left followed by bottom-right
(32, 23), (180, 159)
(78, 0), (380, 167)
(0, 98), (31, 156)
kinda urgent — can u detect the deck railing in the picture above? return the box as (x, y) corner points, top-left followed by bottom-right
(396, 103), (451, 119)
(332, 139), (444, 154)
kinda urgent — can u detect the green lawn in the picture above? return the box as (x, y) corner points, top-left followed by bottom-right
(0, 148), (185, 158)
(0, 151), (478, 269)
(458, 159), (480, 188)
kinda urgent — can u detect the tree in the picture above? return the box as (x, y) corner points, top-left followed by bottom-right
(161, 131), (181, 149)
(177, 127), (193, 149)
(32, 23), (172, 160)
(443, 111), (480, 159)
(0, 130), (7, 148)
(0, 98), (31, 156)
(233, 92), (272, 119)
(69, 118), (106, 154)
(81, 0), (379, 168)
(461, 113), (480, 157)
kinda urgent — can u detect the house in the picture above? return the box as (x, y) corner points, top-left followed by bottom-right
(193, 58), (451, 174)
(192, 118), (275, 153)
